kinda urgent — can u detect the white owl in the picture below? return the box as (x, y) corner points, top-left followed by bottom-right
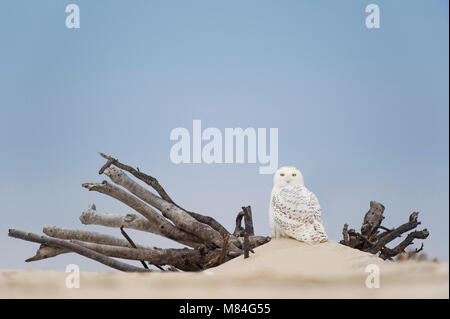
(269, 166), (328, 244)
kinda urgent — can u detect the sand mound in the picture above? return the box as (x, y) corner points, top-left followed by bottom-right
(1, 239), (448, 298)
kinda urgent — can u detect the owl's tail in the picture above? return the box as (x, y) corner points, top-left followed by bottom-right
(312, 221), (328, 244)
(295, 221), (328, 244)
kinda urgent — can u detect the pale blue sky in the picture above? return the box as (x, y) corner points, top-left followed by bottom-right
(0, 0), (448, 270)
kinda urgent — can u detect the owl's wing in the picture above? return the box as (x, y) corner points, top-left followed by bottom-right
(272, 185), (327, 244)
(305, 188), (328, 242)
(307, 190), (322, 216)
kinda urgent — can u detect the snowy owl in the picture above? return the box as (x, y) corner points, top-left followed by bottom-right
(269, 166), (328, 244)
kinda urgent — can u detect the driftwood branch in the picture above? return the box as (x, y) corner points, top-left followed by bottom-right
(219, 235), (230, 264)
(99, 152), (230, 236)
(120, 227), (150, 270)
(27, 241), (214, 272)
(244, 235), (271, 249)
(340, 201), (430, 260)
(242, 206), (254, 236)
(9, 154), (271, 272)
(102, 167), (236, 252)
(80, 205), (159, 234)
(369, 212), (422, 254)
(9, 229), (151, 272)
(72, 240), (217, 271)
(232, 207), (257, 259)
(82, 181), (202, 248)
(342, 224), (349, 245)
(22, 233), (220, 271)
(43, 226), (147, 249)
(233, 211), (245, 237)
(243, 231), (251, 259)
(79, 205), (269, 252)
(206, 235), (232, 268)
(379, 229), (430, 260)
(25, 245), (70, 262)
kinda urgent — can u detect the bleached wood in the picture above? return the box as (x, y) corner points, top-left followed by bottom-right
(25, 239), (220, 271)
(26, 245), (69, 262)
(43, 226), (148, 249)
(239, 235), (272, 248)
(103, 167), (239, 253)
(78, 207), (268, 253)
(9, 229), (151, 272)
(72, 240), (217, 271)
(10, 155), (272, 272)
(98, 152), (230, 236)
(80, 205), (157, 233)
(82, 182), (203, 248)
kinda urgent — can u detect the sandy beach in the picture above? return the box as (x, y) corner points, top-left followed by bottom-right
(1, 238), (448, 299)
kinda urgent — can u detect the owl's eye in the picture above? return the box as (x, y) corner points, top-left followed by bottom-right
(280, 173), (285, 176)
(292, 173), (296, 177)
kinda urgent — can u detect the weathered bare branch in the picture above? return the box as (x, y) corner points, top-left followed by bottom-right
(369, 212), (422, 254)
(43, 226), (147, 249)
(379, 229), (429, 260)
(72, 240), (218, 271)
(82, 181), (202, 248)
(233, 211), (245, 237)
(341, 202), (430, 260)
(361, 201), (385, 238)
(348, 229), (375, 247)
(78, 206), (262, 255)
(80, 205), (158, 234)
(245, 235), (271, 249)
(98, 152), (177, 207)
(243, 231), (251, 258)
(119, 227), (151, 270)
(24, 235), (216, 271)
(341, 224), (349, 245)
(99, 152), (230, 236)
(26, 245), (70, 262)
(102, 167), (239, 253)
(242, 206), (254, 236)
(219, 234), (230, 265)
(9, 229), (151, 272)
(415, 243), (424, 253)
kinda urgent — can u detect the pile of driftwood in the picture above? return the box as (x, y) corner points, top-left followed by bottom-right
(340, 201), (429, 260)
(8, 153), (271, 272)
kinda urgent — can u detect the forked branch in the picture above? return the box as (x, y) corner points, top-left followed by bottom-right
(340, 201), (430, 260)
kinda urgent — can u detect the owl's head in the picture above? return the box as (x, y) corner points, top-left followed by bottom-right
(273, 166), (304, 186)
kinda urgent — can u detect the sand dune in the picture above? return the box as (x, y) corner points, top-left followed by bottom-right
(1, 239), (448, 298)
